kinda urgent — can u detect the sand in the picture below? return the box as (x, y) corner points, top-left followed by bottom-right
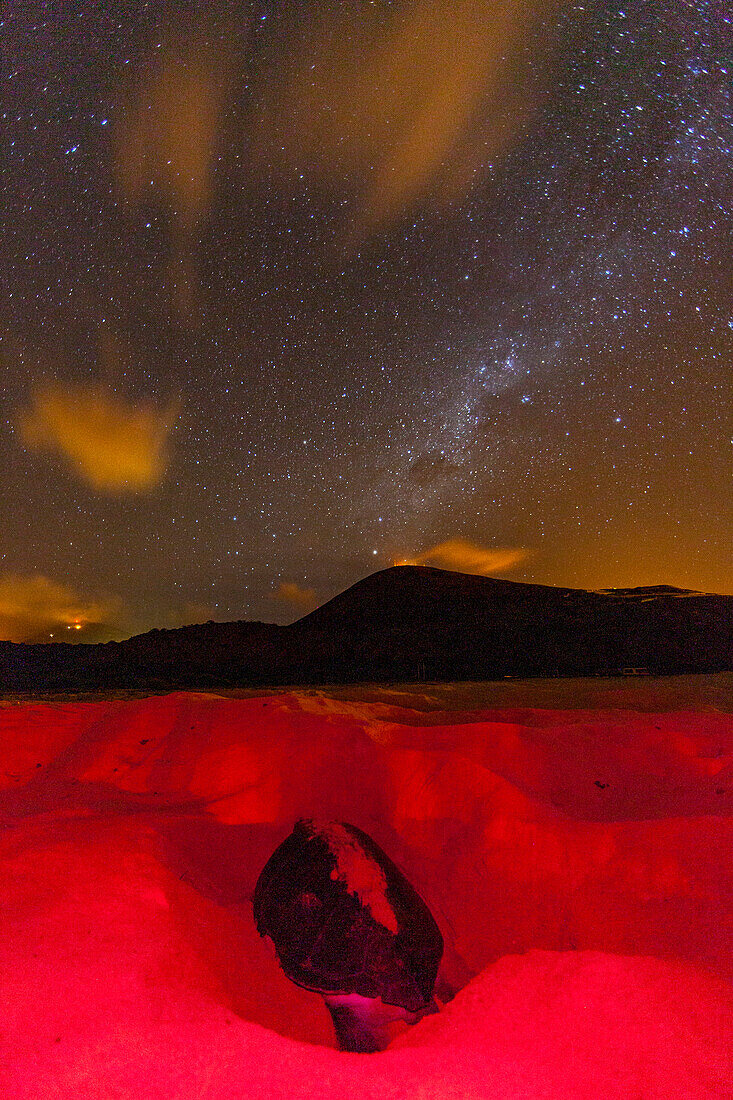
(1, 677), (731, 1097)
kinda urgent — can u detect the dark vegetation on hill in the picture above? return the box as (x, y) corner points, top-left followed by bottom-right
(0, 566), (730, 691)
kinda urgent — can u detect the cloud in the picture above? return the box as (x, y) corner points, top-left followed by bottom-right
(396, 538), (529, 576)
(19, 383), (177, 492)
(0, 574), (124, 643)
(252, 0), (556, 234)
(275, 581), (318, 612)
(115, 46), (229, 228)
(113, 27), (235, 313)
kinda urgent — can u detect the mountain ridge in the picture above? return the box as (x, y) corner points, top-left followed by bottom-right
(0, 566), (730, 690)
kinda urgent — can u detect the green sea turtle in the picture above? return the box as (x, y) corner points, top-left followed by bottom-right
(253, 819), (443, 1051)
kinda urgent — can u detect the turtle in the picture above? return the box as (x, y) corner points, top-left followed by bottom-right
(253, 819), (444, 1051)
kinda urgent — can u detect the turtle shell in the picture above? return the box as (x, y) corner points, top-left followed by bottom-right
(253, 820), (443, 1012)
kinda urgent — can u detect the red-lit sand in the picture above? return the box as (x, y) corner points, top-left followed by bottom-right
(1, 680), (731, 1097)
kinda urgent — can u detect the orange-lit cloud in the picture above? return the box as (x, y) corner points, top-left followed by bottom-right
(114, 30), (235, 313)
(396, 538), (529, 576)
(0, 574), (124, 643)
(115, 49), (227, 230)
(253, 0), (556, 234)
(20, 383), (177, 492)
(275, 581), (318, 611)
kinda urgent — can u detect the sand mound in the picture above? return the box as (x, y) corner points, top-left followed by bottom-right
(1, 688), (731, 1096)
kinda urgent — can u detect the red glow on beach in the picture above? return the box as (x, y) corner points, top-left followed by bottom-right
(1, 685), (731, 1096)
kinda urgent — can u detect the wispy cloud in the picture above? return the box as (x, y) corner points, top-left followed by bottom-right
(252, 0), (555, 235)
(396, 537), (529, 576)
(113, 28), (234, 313)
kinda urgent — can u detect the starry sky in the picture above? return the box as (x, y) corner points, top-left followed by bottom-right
(1, 0), (731, 643)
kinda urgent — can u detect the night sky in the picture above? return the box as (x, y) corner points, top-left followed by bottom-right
(1, 0), (731, 643)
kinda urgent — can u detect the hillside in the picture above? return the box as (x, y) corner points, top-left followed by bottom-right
(0, 566), (730, 691)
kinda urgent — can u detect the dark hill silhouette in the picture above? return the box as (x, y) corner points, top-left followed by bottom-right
(0, 566), (730, 691)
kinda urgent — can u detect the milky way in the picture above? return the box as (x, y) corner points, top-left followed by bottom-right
(1, 1), (731, 640)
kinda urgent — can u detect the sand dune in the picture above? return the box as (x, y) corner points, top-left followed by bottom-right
(1, 683), (731, 1096)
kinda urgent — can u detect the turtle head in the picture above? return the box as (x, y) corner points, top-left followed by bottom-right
(253, 820), (443, 1015)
